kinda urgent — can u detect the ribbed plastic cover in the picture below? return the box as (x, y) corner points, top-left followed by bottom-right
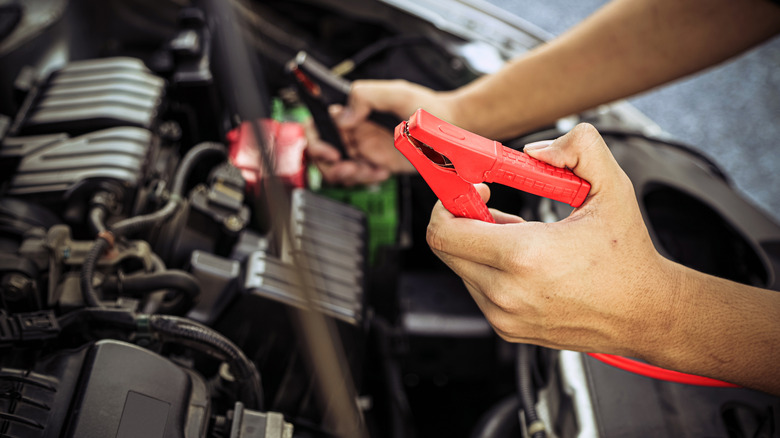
(16, 57), (164, 136)
(2, 127), (152, 197)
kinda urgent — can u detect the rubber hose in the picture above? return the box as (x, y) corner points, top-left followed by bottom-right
(88, 206), (107, 236)
(111, 142), (226, 238)
(111, 201), (178, 239)
(101, 270), (200, 314)
(469, 395), (521, 438)
(149, 315), (263, 410)
(170, 142), (225, 198)
(57, 307), (138, 331)
(517, 344), (546, 438)
(80, 237), (110, 308)
(81, 143), (226, 308)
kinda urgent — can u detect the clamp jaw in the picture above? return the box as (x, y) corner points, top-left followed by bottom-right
(394, 109), (591, 222)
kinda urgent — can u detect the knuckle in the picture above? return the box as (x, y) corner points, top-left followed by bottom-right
(482, 278), (522, 314)
(425, 222), (446, 253)
(488, 311), (520, 339)
(570, 122), (600, 139)
(567, 123), (604, 153)
(489, 291), (521, 314)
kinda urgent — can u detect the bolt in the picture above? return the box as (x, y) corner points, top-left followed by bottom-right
(158, 121), (182, 142)
(223, 215), (244, 232)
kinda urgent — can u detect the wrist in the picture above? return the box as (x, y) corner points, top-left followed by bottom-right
(620, 255), (690, 363)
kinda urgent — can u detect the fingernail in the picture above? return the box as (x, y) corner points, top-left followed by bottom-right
(328, 105), (342, 117)
(524, 140), (554, 151)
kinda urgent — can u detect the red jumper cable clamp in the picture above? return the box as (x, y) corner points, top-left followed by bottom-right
(395, 108), (737, 388)
(394, 108), (590, 222)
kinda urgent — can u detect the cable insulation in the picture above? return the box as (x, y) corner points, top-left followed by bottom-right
(588, 353), (739, 387)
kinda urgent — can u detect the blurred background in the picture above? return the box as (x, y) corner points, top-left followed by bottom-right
(488, 0), (780, 224)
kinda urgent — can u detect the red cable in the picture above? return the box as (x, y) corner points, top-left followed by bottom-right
(587, 353), (739, 388)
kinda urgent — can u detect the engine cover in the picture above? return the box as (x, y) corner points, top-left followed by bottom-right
(0, 340), (210, 438)
(0, 57), (165, 219)
(12, 57), (164, 136)
(2, 128), (153, 199)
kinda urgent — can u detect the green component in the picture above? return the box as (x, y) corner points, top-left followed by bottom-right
(317, 177), (398, 265)
(271, 98), (286, 121)
(307, 164), (323, 191)
(271, 97), (311, 123)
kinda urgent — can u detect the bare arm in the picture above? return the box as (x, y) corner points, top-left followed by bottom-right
(445, 0), (780, 138)
(311, 0), (780, 184)
(657, 265), (780, 392)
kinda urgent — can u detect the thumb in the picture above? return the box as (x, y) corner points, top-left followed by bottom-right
(474, 183), (491, 203)
(523, 123), (629, 200)
(331, 81), (396, 129)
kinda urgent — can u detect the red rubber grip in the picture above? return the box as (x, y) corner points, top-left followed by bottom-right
(443, 186), (495, 223)
(487, 146), (590, 208)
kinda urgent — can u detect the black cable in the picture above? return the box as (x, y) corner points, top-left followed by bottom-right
(57, 306), (139, 331)
(100, 270), (201, 314)
(57, 309), (263, 410)
(110, 202), (178, 240)
(517, 344), (545, 438)
(149, 314), (264, 410)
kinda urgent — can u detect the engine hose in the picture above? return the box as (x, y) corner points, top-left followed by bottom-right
(57, 306), (139, 331)
(80, 143), (226, 308)
(101, 270), (200, 315)
(80, 237), (111, 308)
(170, 142), (225, 198)
(110, 201), (178, 239)
(111, 142), (226, 238)
(88, 206), (107, 236)
(149, 314), (263, 410)
(469, 395), (521, 438)
(517, 344), (546, 438)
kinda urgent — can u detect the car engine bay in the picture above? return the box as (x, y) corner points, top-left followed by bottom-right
(0, 0), (779, 437)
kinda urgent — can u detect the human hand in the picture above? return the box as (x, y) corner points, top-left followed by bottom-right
(307, 79), (457, 186)
(426, 124), (680, 359)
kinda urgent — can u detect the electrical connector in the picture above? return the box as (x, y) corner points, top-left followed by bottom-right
(0, 310), (60, 346)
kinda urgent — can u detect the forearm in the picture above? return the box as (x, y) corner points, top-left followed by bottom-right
(444, 0), (780, 139)
(643, 261), (780, 394)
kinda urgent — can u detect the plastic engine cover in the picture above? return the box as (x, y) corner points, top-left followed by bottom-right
(64, 340), (210, 438)
(0, 339), (209, 438)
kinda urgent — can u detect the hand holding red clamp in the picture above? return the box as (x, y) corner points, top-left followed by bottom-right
(394, 109), (591, 222)
(395, 110), (739, 389)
